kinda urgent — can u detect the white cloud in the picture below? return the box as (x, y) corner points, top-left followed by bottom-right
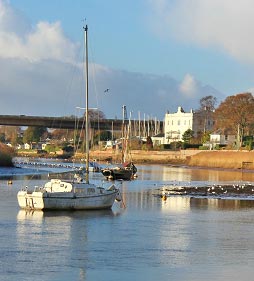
(0, 0), (78, 63)
(150, 0), (254, 63)
(179, 74), (198, 97)
(0, 0), (224, 120)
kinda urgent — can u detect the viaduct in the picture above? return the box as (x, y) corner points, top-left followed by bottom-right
(0, 115), (163, 132)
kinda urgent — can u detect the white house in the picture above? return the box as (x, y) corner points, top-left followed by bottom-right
(151, 133), (165, 146)
(164, 106), (214, 144)
(210, 130), (236, 147)
(24, 143), (31, 149)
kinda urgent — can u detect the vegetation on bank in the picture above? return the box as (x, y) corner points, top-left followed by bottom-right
(186, 151), (254, 170)
(0, 143), (14, 167)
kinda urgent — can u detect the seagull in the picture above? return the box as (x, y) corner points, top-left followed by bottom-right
(104, 88), (110, 93)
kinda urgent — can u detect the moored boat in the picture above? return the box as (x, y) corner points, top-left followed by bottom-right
(17, 178), (119, 210)
(17, 25), (121, 210)
(101, 162), (137, 180)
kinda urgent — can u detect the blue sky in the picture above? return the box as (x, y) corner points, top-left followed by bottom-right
(1, 0), (254, 119)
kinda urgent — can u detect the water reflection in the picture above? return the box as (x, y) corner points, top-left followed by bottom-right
(160, 196), (254, 212)
(3, 164), (254, 280)
(135, 164), (254, 183)
(15, 209), (120, 281)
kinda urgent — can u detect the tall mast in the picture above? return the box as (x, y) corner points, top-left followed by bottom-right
(84, 25), (89, 184)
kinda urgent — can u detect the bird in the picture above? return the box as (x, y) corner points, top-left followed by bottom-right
(104, 88), (110, 93)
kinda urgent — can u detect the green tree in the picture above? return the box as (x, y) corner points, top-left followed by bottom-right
(23, 126), (48, 143)
(201, 131), (211, 144)
(182, 129), (194, 144)
(0, 133), (5, 143)
(93, 130), (112, 144)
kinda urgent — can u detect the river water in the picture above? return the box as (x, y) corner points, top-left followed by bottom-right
(1, 163), (254, 281)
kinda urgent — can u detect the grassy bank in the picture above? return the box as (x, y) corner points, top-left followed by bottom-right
(187, 151), (254, 170)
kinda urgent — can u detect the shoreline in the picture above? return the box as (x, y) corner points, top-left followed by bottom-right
(15, 149), (254, 171)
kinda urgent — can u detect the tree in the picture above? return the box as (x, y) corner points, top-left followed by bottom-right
(93, 130), (112, 144)
(146, 136), (153, 150)
(214, 92), (254, 147)
(182, 129), (194, 144)
(198, 95), (217, 133)
(0, 126), (20, 145)
(87, 109), (106, 121)
(23, 126), (48, 143)
(199, 95), (217, 111)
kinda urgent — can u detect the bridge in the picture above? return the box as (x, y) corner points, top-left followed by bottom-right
(0, 115), (163, 132)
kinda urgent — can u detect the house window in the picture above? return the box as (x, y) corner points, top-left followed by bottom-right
(172, 120), (174, 125)
(178, 120), (180, 126)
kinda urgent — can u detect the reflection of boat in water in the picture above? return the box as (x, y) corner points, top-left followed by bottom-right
(101, 162), (137, 180)
(17, 25), (120, 211)
(17, 208), (117, 221)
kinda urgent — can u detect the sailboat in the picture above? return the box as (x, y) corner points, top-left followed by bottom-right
(101, 105), (137, 180)
(17, 25), (120, 210)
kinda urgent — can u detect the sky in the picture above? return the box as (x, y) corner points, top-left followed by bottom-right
(1, 0), (254, 120)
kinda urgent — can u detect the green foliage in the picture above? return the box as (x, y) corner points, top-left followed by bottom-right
(183, 143), (200, 149)
(199, 146), (209, 150)
(243, 136), (253, 150)
(201, 131), (211, 144)
(44, 144), (61, 153)
(23, 126), (47, 143)
(93, 131), (112, 144)
(62, 144), (74, 153)
(0, 133), (5, 142)
(182, 129), (194, 144)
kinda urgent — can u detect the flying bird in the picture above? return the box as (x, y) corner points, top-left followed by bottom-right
(104, 88), (110, 93)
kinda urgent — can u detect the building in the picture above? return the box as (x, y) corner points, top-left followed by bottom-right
(151, 133), (165, 146)
(164, 106), (214, 144)
(210, 130), (236, 148)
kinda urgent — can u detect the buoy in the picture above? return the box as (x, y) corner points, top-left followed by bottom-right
(162, 194), (167, 201)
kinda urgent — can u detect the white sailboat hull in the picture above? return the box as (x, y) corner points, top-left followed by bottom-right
(17, 191), (117, 210)
(17, 179), (119, 210)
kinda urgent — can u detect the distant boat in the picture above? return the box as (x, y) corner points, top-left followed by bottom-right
(102, 161), (137, 181)
(17, 25), (121, 210)
(101, 106), (137, 181)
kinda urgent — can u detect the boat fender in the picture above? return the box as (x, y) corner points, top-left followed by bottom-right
(115, 191), (122, 202)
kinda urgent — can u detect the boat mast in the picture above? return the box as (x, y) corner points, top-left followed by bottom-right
(84, 25), (89, 184)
